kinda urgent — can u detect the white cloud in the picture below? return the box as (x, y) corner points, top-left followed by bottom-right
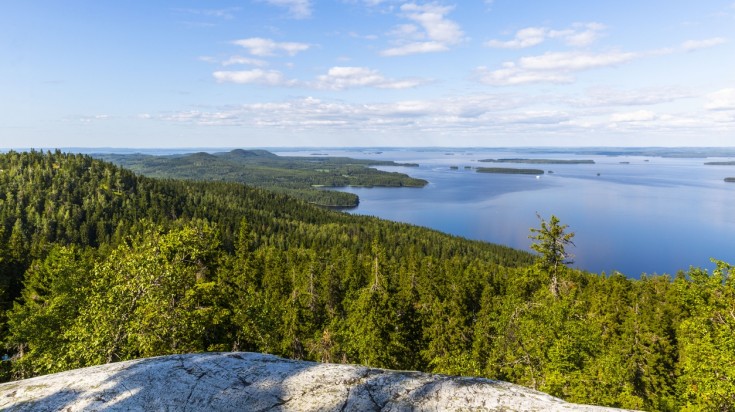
(381, 3), (465, 56)
(312, 66), (425, 90)
(401, 3), (462, 44)
(519, 50), (636, 71)
(551, 22), (606, 47)
(222, 56), (269, 67)
(71, 114), (111, 124)
(213, 69), (295, 86)
(150, 92), (734, 143)
(382, 41), (449, 56)
(610, 110), (657, 122)
(567, 87), (694, 107)
(261, 0), (312, 19)
(232, 37), (310, 56)
(387, 23), (422, 39)
(155, 94), (529, 130)
(476, 51), (637, 86)
(486, 27), (547, 49)
(212, 66), (427, 90)
(485, 22), (605, 49)
(474, 64), (573, 86)
(705, 88), (735, 110)
(681, 37), (726, 51)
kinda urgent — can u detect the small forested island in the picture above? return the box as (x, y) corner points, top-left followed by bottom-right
(476, 167), (545, 175)
(93, 149), (427, 207)
(705, 160), (735, 165)
(479, 158), (595, 164)
(0, 150), (734, 411)
(725, 177), (735, 182)
(522, 147), (735, 158)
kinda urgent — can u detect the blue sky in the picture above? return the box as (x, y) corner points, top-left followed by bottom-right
(2, 1), (735, 148)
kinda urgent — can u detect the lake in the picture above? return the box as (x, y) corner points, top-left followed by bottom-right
(277, 148), (735, 278)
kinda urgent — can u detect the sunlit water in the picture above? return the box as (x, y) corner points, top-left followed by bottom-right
(277, 148), (735, 278)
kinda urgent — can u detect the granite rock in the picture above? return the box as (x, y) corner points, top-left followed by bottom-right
(0, 352), (637, 411)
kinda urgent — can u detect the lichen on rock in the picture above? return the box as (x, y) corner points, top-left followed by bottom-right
(0, 352), (636, 411)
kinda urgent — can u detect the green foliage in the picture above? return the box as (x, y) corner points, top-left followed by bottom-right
(94, 150), (428, 207)
(529, 214), (575, 298)
(61, 221), (226, 367)
(2, 150), (735, 410)
(4, 245), (93, 378)
(476, 167), (545, 174)
(479, 158), (595, 164)
(530, 214), (575, 272)
(343, 285), (398, 368)
(676, 261), (735, 411)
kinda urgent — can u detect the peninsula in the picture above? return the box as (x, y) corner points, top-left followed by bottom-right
(94, 149), (427, 207)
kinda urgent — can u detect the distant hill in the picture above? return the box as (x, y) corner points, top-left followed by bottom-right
(93, 149), (427, 207)
(219, 148), (279, 159)
(1, 150), (734, 411)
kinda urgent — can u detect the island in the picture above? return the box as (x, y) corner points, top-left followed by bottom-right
(476, 167), (544, 175)
(479, 158), (595, 164)
(705, 161), (735, 166)
(725, 177), (735, 183)
(93, 149), (428, 208)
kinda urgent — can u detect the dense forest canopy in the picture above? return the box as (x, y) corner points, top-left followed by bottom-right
(0, 150), (734, 411)
(93, 149), (427, 207)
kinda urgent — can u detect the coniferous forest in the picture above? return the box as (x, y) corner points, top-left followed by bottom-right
(1, 150), (734, 411)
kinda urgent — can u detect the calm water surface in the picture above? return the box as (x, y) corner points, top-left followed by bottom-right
(278, 148), (735, 278)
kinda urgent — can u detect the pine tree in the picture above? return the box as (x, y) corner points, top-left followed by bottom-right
(529, 214), (575, 298)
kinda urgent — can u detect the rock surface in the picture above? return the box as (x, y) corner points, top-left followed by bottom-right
(0, 352), (635, 411)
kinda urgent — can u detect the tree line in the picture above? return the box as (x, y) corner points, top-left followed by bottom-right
(93, 149), (427, 207)
(0, 150), (733, 411)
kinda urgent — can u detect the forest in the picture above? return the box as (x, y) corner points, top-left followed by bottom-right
(0, 150), (733, 411)
(475, 167), (545, 175)
(478, 159), (595, 164)
(93, 149), (426, 207)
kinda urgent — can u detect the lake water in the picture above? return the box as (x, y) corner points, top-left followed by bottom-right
(277, 148), (735, 278)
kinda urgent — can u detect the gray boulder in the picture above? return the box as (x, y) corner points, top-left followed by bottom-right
(0, 352), (635, 411)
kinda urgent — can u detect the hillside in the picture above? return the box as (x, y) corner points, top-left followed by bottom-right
(0, 150), (734, 411)
(93, 149), (427, 207)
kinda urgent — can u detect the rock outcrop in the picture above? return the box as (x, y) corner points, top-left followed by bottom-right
(0, 352), (635, 411)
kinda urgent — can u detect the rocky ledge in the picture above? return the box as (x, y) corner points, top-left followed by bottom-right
(0, 352), (635, 411)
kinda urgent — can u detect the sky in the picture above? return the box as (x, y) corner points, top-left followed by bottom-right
(2, 1), (735, 148)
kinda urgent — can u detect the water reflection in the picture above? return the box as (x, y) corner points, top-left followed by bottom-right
(280, 149), (735, 278)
